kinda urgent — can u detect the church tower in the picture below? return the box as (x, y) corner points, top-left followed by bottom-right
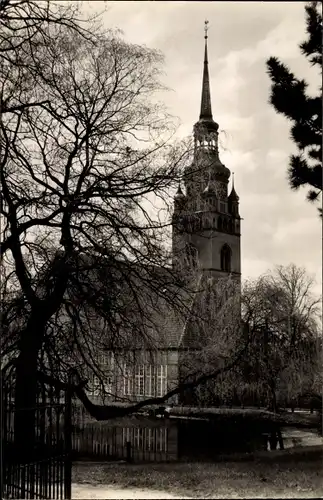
(172, 22), (241, 280)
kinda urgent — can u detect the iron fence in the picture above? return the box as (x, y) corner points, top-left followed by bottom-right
(2, 370), (72, 499)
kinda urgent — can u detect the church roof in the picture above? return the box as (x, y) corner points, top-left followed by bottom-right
(67, 253), (198, 350)
(61, 252), (241, 355)
(120, 269), (202, 350)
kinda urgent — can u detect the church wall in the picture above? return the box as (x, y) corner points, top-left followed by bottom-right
(99, 349), (180, 405)
(189, 230), (240, 275)
(165, 350), (179, 405)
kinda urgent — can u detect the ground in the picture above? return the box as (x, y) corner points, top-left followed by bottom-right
(72, 484), (187, 499)
(72, 445), (323, 499)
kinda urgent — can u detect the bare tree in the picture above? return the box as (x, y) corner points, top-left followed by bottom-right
(188, 265), (321, 411)
(240, 264), (321, 411)
(0, 0), (99, 115)
(0, 0), (190, 452)
(176, 276), (243, 404)
(0, 1), (254, 460)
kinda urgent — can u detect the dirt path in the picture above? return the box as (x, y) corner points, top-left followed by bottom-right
(72, 483), (190, 499)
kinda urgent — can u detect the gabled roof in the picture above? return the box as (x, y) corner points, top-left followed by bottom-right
(118, 271), (197, 350)
(63, 252), (240, 353)
(66, 253), (198, 350)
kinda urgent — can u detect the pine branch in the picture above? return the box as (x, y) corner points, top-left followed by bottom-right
(266, 3), (322, 214)
(300, 2), (323, 67)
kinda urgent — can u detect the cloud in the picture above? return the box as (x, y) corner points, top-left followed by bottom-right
(242, 258), (273, 281)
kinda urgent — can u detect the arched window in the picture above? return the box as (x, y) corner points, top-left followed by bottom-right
(185, 243), (198, 269)
(229, 220), (234, 233)
(223, 219), (228, 232)
(218, 216), (223, 231)
(220, 244), (232, 272)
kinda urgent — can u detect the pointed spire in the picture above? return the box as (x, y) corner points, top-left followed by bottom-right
(199, 20), (213, 120)
(229, 172), (239, 201)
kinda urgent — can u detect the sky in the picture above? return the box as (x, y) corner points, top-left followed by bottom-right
(84, 1), (322, 296)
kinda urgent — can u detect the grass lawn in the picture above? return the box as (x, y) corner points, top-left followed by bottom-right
(73, 446), (323, 499)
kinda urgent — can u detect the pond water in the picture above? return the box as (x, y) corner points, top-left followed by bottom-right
(282, 427), (322, 449)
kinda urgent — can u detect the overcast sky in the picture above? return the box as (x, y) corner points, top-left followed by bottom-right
(85, 1), (321, 295)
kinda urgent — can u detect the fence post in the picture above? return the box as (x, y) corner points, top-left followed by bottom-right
(1, 379), (5, 500)
(64, 382), (72, 499)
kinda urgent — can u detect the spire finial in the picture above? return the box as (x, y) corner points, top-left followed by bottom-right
(204, 19), (209, 39)
(232, 172), (235, 187)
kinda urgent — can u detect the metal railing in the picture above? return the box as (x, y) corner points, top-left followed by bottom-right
(2, 371), (72, 499)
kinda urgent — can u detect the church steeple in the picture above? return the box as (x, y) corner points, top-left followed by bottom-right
(193, 21), (219, 155)
(200, 20), (213, 120)
(172, 22), (241, 278)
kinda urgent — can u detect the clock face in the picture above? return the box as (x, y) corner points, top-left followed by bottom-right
(216, 182), (227, 200)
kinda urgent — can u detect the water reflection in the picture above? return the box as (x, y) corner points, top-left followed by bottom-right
(72, 415), (286, 462)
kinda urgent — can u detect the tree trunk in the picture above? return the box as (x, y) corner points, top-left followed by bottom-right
(14, 323), (45, 462)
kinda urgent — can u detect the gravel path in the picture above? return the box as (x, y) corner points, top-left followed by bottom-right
(72, 483), (190, 499)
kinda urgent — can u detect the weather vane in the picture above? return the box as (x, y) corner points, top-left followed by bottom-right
(204, 20), (209, 39)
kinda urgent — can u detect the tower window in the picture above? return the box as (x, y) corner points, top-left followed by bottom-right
(223, 219), (228, 231)
(218, 216), (223, 231)
(220, 245), (232, 272)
